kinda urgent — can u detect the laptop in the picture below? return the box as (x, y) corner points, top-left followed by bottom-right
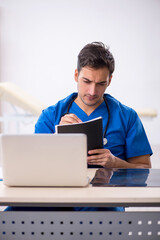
(1, 134), (88, 187)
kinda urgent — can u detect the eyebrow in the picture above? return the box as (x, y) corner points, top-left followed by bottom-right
(82, 77), (107, 84)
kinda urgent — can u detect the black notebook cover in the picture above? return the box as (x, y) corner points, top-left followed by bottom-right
(56, 117), (103, 152)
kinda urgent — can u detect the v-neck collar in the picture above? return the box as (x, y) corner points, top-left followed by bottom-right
(70, 101), (106, 121)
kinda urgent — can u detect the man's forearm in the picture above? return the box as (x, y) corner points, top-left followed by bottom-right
(87, 149), (151, 168)
(112, 155), (151, 169)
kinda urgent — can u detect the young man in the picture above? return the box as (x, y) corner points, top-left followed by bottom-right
(7, 42), (152, 212)
(35, 42), (152, 169)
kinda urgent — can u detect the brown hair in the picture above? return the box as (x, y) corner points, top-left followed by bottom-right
(77, 42), (115, 76)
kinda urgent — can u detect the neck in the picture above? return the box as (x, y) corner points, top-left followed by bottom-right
(74, 96), (104, 116)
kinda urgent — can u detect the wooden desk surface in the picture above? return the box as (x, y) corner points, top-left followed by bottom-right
(0, 169), (160, 207)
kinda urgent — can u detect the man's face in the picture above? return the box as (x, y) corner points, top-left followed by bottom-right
(74, 66), (112, 108)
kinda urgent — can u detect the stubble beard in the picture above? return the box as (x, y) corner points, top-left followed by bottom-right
(80, 94), (103, 107)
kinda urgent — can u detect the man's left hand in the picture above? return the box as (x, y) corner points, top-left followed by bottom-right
(87, 149), (151, 169)
(87, 149), (116, 168)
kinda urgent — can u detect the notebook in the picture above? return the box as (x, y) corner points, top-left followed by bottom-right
(56, 117), (103, 152)
(1, 134), (88, 187)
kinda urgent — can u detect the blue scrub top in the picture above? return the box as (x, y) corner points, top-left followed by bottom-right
(35, 93), (152, 160)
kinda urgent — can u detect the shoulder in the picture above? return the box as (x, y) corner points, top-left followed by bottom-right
(105, 94), (139, 126)
(35, 93), (77, 133)
(105, 94), (136, 114)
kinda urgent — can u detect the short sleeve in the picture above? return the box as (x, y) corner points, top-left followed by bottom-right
(35, 109), (55, 133)
(125, 110), (152, 159)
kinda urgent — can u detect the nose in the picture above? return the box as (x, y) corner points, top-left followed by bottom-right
(89, 84), (96, 96)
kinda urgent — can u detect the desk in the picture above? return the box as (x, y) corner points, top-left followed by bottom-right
(0, 169), (160, 240)
(0, 169), (160, 207)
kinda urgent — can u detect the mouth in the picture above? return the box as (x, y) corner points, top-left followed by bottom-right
(86, 95), (98, 101)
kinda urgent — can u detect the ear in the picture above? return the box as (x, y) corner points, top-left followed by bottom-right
(74, 69), (79, 83)
(107, 75), (112, 87)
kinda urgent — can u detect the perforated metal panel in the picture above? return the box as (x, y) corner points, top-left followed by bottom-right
(0, 211), (160, 240)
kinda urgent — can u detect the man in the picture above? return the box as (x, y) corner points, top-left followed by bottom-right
(7, 42), (152, 212)
(35, 42), (152, 169)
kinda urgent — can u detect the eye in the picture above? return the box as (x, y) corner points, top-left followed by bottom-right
(98, 82), (107, 86)
(83, 79), (91, 84)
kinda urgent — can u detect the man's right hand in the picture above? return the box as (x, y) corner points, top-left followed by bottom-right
(59, 113), (82, 125)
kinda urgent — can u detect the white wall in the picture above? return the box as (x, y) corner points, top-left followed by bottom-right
(0, 0), (160, 143)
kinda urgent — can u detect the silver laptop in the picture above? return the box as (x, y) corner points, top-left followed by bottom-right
(1, 134), (88, 187)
